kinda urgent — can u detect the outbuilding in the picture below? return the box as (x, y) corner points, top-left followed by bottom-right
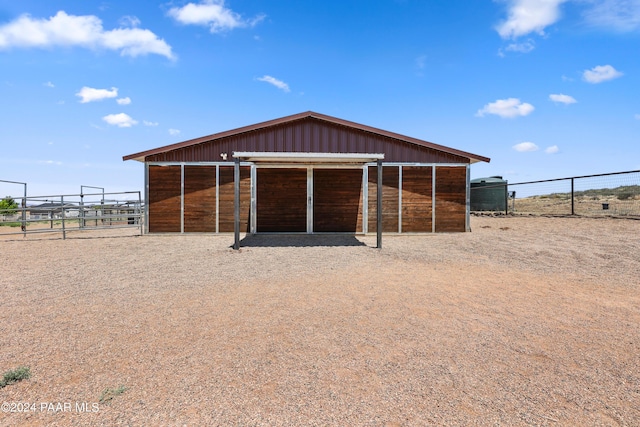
(123, 111), (489, 242)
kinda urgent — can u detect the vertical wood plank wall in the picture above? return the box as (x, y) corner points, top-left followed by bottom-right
(148, 165), (181, 232)
(367, 166), (399, 232)
(314, 169), (363, 232)
(146, 163), (468, 233)
(401, 166), (433, 232)
(218, 166), (251, 232)
(184, 166), (216, 232)
(257, 168), (307, 232)
(435, 166), (466, 232)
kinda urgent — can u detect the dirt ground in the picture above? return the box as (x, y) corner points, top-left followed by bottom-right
(0, 216), (639, 426)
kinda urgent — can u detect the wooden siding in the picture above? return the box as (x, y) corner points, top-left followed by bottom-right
(402, 166), (433, 232)
(218, 166), (251, 232)
(368, 166), (400, 232)
(257, 168), (307, 232)
(148, 165), (181, 232)
(435, 166), (467, 232)
(184, 166), (216, 232)
(313, 169), (363, 232)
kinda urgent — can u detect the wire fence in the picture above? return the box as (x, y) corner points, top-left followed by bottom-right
(0, 191), (143, 239)
(470, 169), (640, 218)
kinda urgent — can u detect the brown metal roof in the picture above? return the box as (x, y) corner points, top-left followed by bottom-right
(122, 111), (490, 164)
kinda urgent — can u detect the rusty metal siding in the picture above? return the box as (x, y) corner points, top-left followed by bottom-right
(145, 118), (470, 164)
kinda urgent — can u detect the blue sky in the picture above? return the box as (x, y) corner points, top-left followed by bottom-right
(1, 0), (639, 197)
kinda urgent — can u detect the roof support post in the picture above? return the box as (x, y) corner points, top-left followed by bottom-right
(377, 159), (382, 249)
(233, 156), (240, 250)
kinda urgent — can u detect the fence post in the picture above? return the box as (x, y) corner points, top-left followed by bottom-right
(505, 183), (508, 215)
(80, 193), (84, 228)
(571, 178), (575, 215)
(61, 195), (66, 240)
(138, 191), (143, 235)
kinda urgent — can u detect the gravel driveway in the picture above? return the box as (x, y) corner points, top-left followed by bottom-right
(1, 216), (639, 426)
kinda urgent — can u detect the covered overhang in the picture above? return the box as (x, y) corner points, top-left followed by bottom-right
(231, 152), (385, 250)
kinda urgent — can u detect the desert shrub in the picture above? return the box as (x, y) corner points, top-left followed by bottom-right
(0, 366), (31, 388)
(617, 192), (633, 200)
(99, 385), (127, 403)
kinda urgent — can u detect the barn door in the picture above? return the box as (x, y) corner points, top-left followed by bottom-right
(313, 169), (363, 232)
(256, 168), (307, 232)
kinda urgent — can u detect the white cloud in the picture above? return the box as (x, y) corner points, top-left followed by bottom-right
(513, 141), (539, 152)
(496, 0), (567, 39)
(545, 145), (560, 154)
(39, 160), (63, 166)
(504, 39), (536, 53)
(476, 98), (535, 118)
(44, 81), (55, 88)
(635, 114), (640, 120)
(143, 120), (159, 126)
(0, 11), (174, 59)
(76, 86), (118, 103)
(119, 15), (141, 28)
(582, 64), (623, 83)
(169, 128), (181, 136)
(103, 113), (137, 127)
(256, 75), (290, 92)
(415, 54), (427, 69)
(549, 93), (577, 104)
(168, 0), (265, 33)
(116, 97), (131, 105)
(582, 0), (640, 31)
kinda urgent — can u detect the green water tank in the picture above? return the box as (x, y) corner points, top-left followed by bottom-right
(470, 176), (507, 211)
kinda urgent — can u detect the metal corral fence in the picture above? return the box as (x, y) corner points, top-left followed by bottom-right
(470, 170), (640, 218)
(0, 191), (143, 239)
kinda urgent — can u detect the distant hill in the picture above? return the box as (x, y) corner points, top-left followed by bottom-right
(533, 185), (640, 201)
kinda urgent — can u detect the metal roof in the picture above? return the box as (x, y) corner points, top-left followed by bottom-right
(123, 111), (490, 164)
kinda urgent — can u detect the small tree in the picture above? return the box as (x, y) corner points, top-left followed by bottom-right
(0, 196), (19, 215)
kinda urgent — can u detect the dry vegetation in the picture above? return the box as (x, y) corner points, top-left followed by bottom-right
(512, 194), (640, 217)
(1, 216), (639, 426)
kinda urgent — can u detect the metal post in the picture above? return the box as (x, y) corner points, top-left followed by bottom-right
(377, 159), (382, 249)
(233, 157), (240, 250)
(504, 183), (509, 216)
(180, 164), (185, 233)
(138, 191), (143, 235)
(79, 192), (84, 228)
(215, 164), (220, 234)
(250, 164), (257, 234)
(465, 165), (471, 232)
(81, 186), (104, 227)
(571, 178), (575, 215)
(362, 165), (368, 234)
(432, 166), (436, 233)
(22, 183), (27, 237)
(307, 167), (313, 234)
(398, 165), (402, 233)
(61, 195), (66, 240)
(144, 163), (149, 234)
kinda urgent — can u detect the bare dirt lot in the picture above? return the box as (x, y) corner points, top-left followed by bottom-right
(1, 216), (639, 426)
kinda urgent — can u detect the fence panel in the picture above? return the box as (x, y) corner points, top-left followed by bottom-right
(471, 170), (640, 218)
(0, 191), (143, 239)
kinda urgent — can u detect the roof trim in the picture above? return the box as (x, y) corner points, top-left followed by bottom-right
(123, 111), (490, 163)
(233, 151), (385, 163)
